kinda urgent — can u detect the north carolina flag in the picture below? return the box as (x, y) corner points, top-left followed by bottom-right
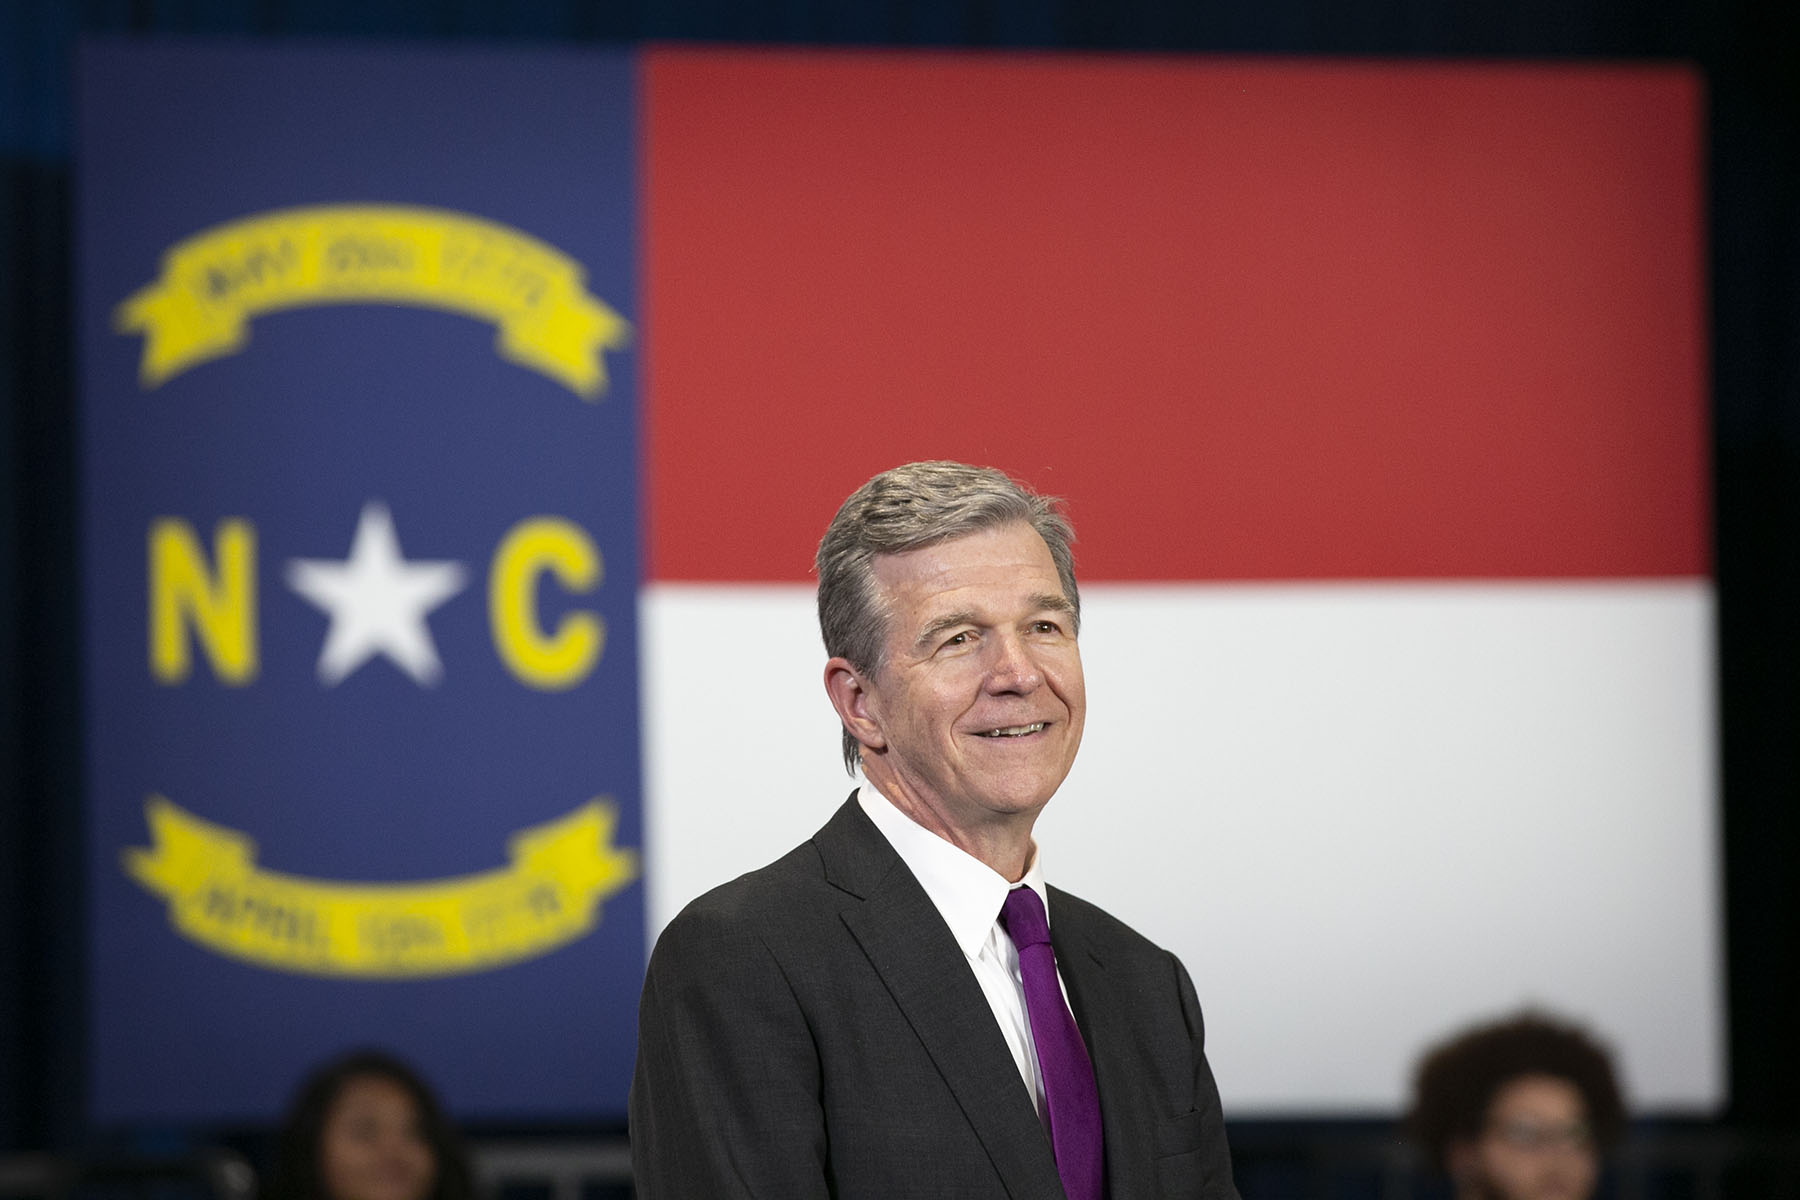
(79, 43), (1717, 1122)
(637, 51), (1718, 1113)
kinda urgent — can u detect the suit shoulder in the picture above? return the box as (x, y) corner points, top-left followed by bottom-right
(655, 837), (832, 942)
(1048, 886), (1178, 963)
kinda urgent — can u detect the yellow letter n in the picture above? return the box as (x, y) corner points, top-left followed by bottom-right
(149, 518), (258, 685)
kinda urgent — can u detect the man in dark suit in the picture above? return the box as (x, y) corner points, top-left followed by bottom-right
(629, 461), (1237, 1199)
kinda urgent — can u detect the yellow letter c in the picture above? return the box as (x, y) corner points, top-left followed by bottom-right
(490, 517), (604, 690)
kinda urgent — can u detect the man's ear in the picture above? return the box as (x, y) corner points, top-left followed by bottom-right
(824, 658), (887, 754)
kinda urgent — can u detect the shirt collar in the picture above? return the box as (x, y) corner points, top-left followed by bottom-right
(857, 784), (1052, 958)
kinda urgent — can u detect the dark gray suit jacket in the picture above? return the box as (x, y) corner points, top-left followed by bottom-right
(629, 794), (1237, 1199)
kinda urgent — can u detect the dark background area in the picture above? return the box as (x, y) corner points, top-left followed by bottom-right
(3, 0), (1796, 1183)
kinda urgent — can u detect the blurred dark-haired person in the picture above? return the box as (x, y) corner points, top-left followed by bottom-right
(1408, 1011), (1625, 1200)
(267, 1049), (474, 1200)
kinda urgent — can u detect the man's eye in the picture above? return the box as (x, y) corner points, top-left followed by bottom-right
(943, 632), (969, 647)
(1031, 620), (1060, 634)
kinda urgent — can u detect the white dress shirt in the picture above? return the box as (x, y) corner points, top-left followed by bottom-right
(857, 784), (1071, 1123)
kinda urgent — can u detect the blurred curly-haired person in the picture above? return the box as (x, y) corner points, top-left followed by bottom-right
(1408, 1011), (1626, 1200)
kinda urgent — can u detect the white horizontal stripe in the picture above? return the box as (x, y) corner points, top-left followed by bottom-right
(641, 580), (1722, 1114)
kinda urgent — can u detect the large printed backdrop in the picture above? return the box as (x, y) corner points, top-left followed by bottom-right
(80, 43), (1717, 1123)
(80, 44), (643, 1122)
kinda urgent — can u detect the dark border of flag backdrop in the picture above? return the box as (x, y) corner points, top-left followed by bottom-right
(76, 42), (643, 1124)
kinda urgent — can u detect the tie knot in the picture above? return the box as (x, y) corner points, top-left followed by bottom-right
(1000, 885), (1052, 950)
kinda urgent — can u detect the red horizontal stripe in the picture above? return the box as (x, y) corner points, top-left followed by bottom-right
(644, 50), (1706, 582)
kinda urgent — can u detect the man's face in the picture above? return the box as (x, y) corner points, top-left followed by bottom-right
(1453, 1074), (1599, 1200)
(848, 521), (1085, 845)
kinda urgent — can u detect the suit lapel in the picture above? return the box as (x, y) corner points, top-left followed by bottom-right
(816, 798), (1068, 1200)
(1052, 893), (1157, 1200)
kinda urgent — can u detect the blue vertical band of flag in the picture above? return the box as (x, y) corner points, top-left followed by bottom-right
(78, 42), (643, 1122)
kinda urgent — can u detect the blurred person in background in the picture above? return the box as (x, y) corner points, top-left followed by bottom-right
(267, 1049), (474, 1200)
(1408, 1011), (1626, 1200)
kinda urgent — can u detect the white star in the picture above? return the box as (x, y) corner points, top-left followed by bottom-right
(285, 501), (468, 686)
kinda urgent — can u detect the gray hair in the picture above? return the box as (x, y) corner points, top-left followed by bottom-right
(816, 461), (1079, 774)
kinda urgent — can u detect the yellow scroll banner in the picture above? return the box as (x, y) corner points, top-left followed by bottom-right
(115, 205), (631, 398)
(124, 795), (638, 978)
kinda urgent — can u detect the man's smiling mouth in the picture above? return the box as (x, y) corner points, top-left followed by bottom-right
(975, 723), (1046, 738)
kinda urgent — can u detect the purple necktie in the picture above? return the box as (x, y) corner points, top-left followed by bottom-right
(1000, 885), (1105, 1200)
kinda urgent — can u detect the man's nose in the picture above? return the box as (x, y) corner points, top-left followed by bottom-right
(984, 633), (1042, 692)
